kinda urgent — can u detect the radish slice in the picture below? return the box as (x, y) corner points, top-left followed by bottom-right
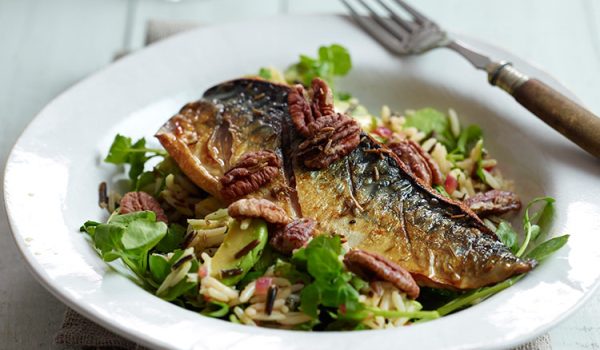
(445, 174), (458, 195)
(255, 277), (273, 295)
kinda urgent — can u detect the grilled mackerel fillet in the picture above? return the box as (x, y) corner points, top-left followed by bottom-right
(156, 79), (534, 290)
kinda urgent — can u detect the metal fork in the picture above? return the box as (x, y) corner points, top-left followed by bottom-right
(342, 0), (600, 158)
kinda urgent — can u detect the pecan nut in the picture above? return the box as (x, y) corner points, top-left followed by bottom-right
(269, 218), (317, 254)
(220, 150), (281, 200)
(464, 190), (522, 217)
(343, 249), (419, 299)
(310, 78), (335, 118)
(227, 198), (292, 225)
(297, 113), (361, 169)
(288, 78), (335, 137)
(119, 191), (168, 223)
(288, 85), (315, 137)
(388, 139), (444, 186)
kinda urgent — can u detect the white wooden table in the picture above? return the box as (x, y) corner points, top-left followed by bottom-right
(1, 0), (598, 348)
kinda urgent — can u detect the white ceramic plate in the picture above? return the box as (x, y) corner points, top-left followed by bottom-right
(4, 15), (600, 350)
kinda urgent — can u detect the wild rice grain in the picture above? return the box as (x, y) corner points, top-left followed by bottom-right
(221, 267), (244, 278)
(234, 239), (260, 259)
(266, 285), (278, 315)
(98, 182), (108, 209)
(171, 255), (193, 270)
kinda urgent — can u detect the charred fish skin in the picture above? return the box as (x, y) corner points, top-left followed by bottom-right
(157, 78), (535, 290)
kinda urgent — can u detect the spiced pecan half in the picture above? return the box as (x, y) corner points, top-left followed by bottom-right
(227, 198), (292, 225)
(310, 78), (335, 118)
(388, 139), (444, 187)
(297, 113), (361, 169)
(119, 191), (168, 223)
(269, 218), (316, 254)
(343, 249), (419, 299)
(464, 190), (522, 217)
(288, 85), (315, 137)
(288, 78), (336, 137)
(220, 150), (281, 201)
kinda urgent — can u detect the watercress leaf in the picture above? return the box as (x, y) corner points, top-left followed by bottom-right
(321, 279), (361, 312)
(306, 247), (342, 282)
(526, 235), (569, 261)
(328, 44), (352, 75)
(104, 134), (132, 164)
(121, 219), (168, 251)
(404, 108), (448, 136)
(93, 223), (125, 261)
(529, 224), (541, 241)
(284, 44), (352, 88)
(336, 91), (352, 101)
(160, 275), (198, 301)
(534, 198), (555, 242)
(80, 220), (101, 235)
(155, 223), (186, 253)
(109, 211), (156, 225)
(291, 246), (308, 269)
(149, 253), (171, 283)
(258, 67), (272, 80)
(136, 171), (157, 193)
(300, 283), (321, 318)
(349, 274), (368, 292)
(306, 235), (342, 254)
(128, 138), (148, 186)
(455, 125), (482, 155)
(523, 197), (555, 233)
(496, 221), (519, 253)
(274, 259), (312, 284)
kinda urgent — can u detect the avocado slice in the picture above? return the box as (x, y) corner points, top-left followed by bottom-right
(210, 218), (268, 286)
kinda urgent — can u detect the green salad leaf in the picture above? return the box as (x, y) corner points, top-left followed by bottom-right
(294, 235), (363, 318)
(495, 221), (519, 254)
(82, 211), (168, 280)
(104, 134), (167, 189)
(517, 197), (555, 257)
(149, 253), (171, 283)
(154, 249), (199, 301)
(258, 67), (272, 80)
(404, 108), (456, 149)
(284, 44), (352, 88)
(526, 235), (569, 261)
(455, 124), (482, 155)
(155, 224), (186, 253)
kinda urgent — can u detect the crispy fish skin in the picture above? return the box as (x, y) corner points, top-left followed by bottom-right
(156, 78), (535, 290)
(293, 136), (534, 289)
(155, 80), (299, 217)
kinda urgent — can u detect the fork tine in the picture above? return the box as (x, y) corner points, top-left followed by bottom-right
(392, 0), (429, 24)
(375, 0), (415, 33)
(355, 0), (408, 42)
(340, 0), (402, 54)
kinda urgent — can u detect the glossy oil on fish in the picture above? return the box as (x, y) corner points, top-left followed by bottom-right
(156, 78), (535, 290)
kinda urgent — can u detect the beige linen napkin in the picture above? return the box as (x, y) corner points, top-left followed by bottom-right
(55, 19), (552, 350)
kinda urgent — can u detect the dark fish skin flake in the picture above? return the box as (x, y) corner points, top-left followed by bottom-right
(156, 79), (535, 291)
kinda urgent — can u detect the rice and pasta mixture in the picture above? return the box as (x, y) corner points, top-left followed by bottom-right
(82, 44), (565, 331)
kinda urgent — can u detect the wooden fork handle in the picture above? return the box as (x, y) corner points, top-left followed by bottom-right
(489, 62), (600, 158)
